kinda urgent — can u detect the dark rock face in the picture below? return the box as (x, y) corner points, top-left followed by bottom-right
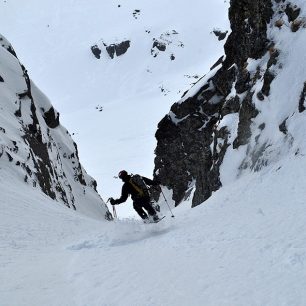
(221, 95), (240, 117)
(154, 80), (222, 207)
(0, 75), (3, 82)
(299, 82), (306, 113)
(261, 70), (275, 96)
(210, 56), (224, 71)
(18, 65), (78, 208)
(154, 0), (273, 207)
(233, 92), (259, 149)
(224, 0), (273, 68)
(43, 107), (60, 128)
(279, 118), (288, 135)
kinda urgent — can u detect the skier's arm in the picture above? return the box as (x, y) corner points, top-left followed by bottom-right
(142, 176), (160, 186)
(113, 185), (129, 204)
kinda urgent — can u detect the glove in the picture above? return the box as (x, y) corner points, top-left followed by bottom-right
(109, 198), (116, 205)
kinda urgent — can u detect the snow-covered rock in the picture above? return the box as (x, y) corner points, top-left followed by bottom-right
(154, 0), (306, 207)
(0, 34), (111, 220)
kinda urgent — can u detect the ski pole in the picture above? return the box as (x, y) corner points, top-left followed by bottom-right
(112, 205), (117, 219)
(107, 198), (117, 219)
(160, 189), (175, 218)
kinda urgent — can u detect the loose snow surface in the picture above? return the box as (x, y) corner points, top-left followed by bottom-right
(2, 152), (306, 306)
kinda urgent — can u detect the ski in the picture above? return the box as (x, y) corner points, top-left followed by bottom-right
(151, 216), (166, 224)
(143, 216), (166, 224)
(155, 216), (166, 223)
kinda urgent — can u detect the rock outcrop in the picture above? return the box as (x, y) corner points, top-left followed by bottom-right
(106, 40), (131, 59)
(91, 45), (102, 59)
(91, 40), (131, 59)
(154, 0), (275, 207)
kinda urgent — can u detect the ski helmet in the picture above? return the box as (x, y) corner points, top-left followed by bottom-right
(118, 170), (128, 179)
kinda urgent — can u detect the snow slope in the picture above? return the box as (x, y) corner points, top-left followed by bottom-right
(0, 0), (229, 217)
(2, 152), (306, 306)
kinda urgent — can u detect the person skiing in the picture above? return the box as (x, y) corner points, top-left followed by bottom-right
(109, 170), (160, 222)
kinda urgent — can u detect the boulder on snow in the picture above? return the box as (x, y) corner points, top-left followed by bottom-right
(133, 9), (141, 19)
(274, 19), (284, 28)
(291, 18), (304, 32)
(105, 40), (131, 59)
(152, 39), (166, 52)
(91, 40), (131, 59)
(150, 31), (183, 59)
(91, 45), (102, 59)
(285, 3), (301, 22)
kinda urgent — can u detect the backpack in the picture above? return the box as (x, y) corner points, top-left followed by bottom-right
(129, 174), (150, 198)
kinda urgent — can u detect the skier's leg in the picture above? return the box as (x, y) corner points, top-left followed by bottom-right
(141, 198), (159, 221)
(133, 202), (148, 219)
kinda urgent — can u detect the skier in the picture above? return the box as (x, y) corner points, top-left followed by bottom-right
(109, 170), (160, 222)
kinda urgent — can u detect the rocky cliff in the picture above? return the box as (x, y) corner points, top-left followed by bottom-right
(0, 34), (112, 220)
(154, 0), (305, 207)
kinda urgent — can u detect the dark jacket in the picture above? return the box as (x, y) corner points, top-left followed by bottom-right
(113, 175), (159, 204)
